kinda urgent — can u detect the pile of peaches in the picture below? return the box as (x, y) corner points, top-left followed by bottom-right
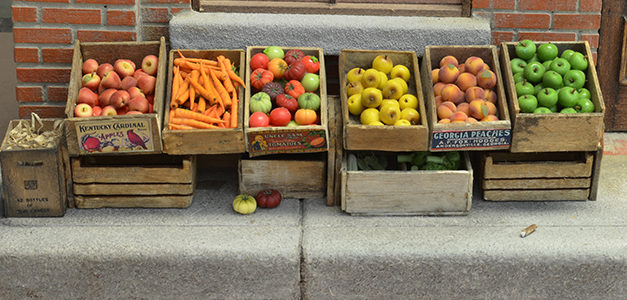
(432, 55), (500, 123)
(74, 55), (159, 117)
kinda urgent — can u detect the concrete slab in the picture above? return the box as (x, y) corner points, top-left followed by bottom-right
(169, 11), (491, 55)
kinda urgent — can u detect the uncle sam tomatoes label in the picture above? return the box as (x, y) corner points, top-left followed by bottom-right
(75, 119), (154, 154)
(247, 129), (327, 157)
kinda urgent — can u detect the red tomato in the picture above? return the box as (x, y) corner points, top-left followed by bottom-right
(250, 53), (269, 70)
(285, 80), (305, 99)
(294, 109), (317, 125)
(301, 56), (320, 73)
(249, 111), (270, 127)
(283, 61), (306, 81)
(275, 94), (298, 115)
(269, 107), (291, 126)
(284, 49), (305, 65)
(256, 189), (282, 208)
(250, 68), (274, 90)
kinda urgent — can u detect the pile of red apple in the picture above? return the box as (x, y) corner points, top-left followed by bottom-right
(74, 55), (159, 117)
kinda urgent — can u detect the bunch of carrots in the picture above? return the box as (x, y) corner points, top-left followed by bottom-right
(168, 50), (245, 130)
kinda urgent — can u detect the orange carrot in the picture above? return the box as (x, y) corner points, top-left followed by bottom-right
(174, 59), (222, 73)
(199, 61), (219, 105)
(176, 49), (187, 59)
(188, 70), (200, 110)
(204, 104), (217, 116)
(210, 68), (231, 108)
(196, 97), (206, 113)
(189, 78), (222, 108)
(225, 59), (245, 88)
(176, 78), (190, 104)
(171, 117), (219, 129)
(175, 108), (225, 124)
(221, 111), (231, 128)
(218, 57), (235, 93)
(230, 89), (238, 129)
(168, 108), (175, 125)
(169, 123), (194, 130)
(174, 57), (219, 66)
(170, 67), (181, 109)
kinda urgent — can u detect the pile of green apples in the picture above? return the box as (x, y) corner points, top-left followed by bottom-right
(511, 40), (594, 114)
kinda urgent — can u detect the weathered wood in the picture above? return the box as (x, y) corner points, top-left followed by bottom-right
(75, 195), (193, 209)
(73, 183), (194, 195)
(71, 155), (195, 184)
(65, 37), (167, 156)
(589, 142), (603, 201)
(239, 158), (326, 199)
(162, 49), (246, 155)
(483, 178), (591, 190)
(338, 49), (429, 151)
(325, 96), (337, 206)
(483, 152), (594, 179)
(421, 45), (512, 151)
(500, 41), (605, 152)
(341, 152), (472, 215)
(333, 95), (344, 206)
(483, 189), (590, 201)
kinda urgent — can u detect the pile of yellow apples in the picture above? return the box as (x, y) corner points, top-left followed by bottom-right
(345, 55), (420, 126)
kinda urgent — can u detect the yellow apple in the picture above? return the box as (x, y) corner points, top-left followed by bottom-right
(390, 64), (411, 82)
(346, 67), (365, 83)
(390, 77), (409, 94)
(400, 108), (420, 125)
(394, 119), (412, 126)
(361, 87), (383, 108)
(369, 121), (385, 126)
(379, 99), (400, 110)
(372, 55), (394, 74)
(346, 81), (364, 97)
(347, 94), (364, 116)
(398, 94), (418, 110)
(361, 68), (381, 88)
(382, 79), (404, 100)
(379, 104), (401, 125)
(360, 108), (380, 125)
(377, 71), (388, 90)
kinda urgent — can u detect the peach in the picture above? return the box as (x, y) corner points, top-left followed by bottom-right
(437, 101), (456, 120)
(441, 84), (465, 104)
(469, 99), (489, 120)
(486, 101), (497, 116)
(438, 119), (451, 124)
(455, 72), (477, 92)
(477, 70), (497, 89)
(456, 102), (470, 116)
(433, 82), (446, 97)
(439, 55), (459, 68)
(465, 56), (485, 75)
(457, 63), (466, 73)
(481, 115), (499, 122)
(434, 95), (443, 107)
(450, 111), (468, 123)
(484, 89), (497, 104)
(438, 64), (460, 83)
(466, 117), (478, 123)
(465, 86), (486, 103)
(431, 68), (439, 84)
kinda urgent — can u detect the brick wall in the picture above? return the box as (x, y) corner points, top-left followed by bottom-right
(473, 0), (602, 64)
(11, 0), (190, 118)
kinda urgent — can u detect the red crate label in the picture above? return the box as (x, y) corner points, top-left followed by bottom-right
(247, 129), (327, 157)
(75, 119), (154, 154)
(431, 128), (511, 151)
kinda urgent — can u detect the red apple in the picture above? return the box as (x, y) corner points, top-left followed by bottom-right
(121, 76), (137, 90)
(98, 88), (117, 107)
(114, 59), (135, 78)
(97, 63), (114, 78)
(126, 111), (143, 115)
(82, 58), (99, 75)
(116, 107), (128, 115)
(128, 95), (149, 113)
(141, 55), (159, 76)
(128, 87), (144, 99)
(133, 69), (148, 80)
(110, 90), (130, 109)
(148, 103), (154, 113)
(82, 72), (100, 91)
(74, 103), (93, 118)
(77, 87), (99, 107)
(101, 71), (122, 89)
(137, 75), (156, 95)
(91, 106), (102, 117)
(101, 105), (117, 116)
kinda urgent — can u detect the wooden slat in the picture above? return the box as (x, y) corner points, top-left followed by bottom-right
(483, 189), (590, 201)
(483, 152), (594, 179)
(239, 158), (326, 199)
(75, 195), (193, 208)
(71, 156), (194, 184)
(483, 178), (591, 190)
(325, 96), (337, 206)
(73, 183), (194, 195)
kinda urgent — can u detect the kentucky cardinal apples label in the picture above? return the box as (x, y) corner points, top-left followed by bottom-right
(247, 129), (327, 157)
(75, 119), (154, 154)
(431, 128), (511, 151)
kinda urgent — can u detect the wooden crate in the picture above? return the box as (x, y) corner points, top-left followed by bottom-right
(338, 49), (429, 151)
(421, 45), (512, 151)
(239, 154), (326, 199)
(162, 49), (246, 155)
(71, 154), (196, 208)
(340, 152), (473, 215)
(481, 147), (602, 201)
(244, 46), (328, 157)
(64, 37), (167, 156)
(1, 119), (69, 217)
(500, 41), (605, 152)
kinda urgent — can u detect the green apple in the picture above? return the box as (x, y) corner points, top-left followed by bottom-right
(548, 104), (558, 112)
(568, 52), (588, 71)
(534, 107), (553, 114)
(537, 43), (559, 62)
(510, 58), (527, 74)
(574, 98), (595, 113)
(549, 58), (571, 76)
(515, 80), (535, 96)
(301, 73), (320, 92)
(263, 46), (284, 60)
(542, 70), (563, 90)
(518, 95), (538, 113)
(527, 54), (540, 64)
(563, 69), (586, 89)
(561, 49), (576, 61)
(515, 40), (536, 60)
(542, 60), (553, 69)
(523, 62), (545, 83)
(534, 83), (545, 95)
(513, 72), (525, 83)
(537, 87), (558, 107)
(560, 107), (577, 114)
(558, 87), (579, 108)
(577, 88), (591, 99)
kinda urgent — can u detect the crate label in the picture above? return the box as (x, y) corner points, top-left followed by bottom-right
(75, 119), (154, 154)
(247, 129), (327, 157)
(431, 128), (511, 151)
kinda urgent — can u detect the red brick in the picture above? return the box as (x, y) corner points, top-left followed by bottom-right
(42, 8), (101, 24)
(519, 0), (576, 11)
(518, 31), (577, 42)
(472, 0), (491, 9)
(107, 10), (136, 26)
(42, 48), (74, 63)
(581, 33), (599, 48)
(14, 28), (72, 44)
(17, 68), (71, 83)
(143, 0), (190, 3)
(553, 14), (601, 30)
(17, 0), (69, 3)
(12, 7), (37, 23)
(19, 105), (66, 119)
(16, 87), (43, 102)
(142, 8), (169, 23)
(14, 48), (39, 63)
(580, 0), (602, 12)
(75, 0), (135, 4)
(47, 86), (69, 102)
(493, 0), (515, 10)
(77, 30), (136, 42)
(493, 13), (551, 29)
(492, 31), (514, 45)
(171, 7), (191, 14)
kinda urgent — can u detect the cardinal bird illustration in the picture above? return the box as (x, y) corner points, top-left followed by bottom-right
(127, 129), (147, 149)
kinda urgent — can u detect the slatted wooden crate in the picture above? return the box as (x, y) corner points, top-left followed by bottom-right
(481, 147), (602, 201)
(72, 154), (196, 208)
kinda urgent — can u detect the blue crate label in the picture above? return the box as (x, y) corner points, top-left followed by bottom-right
(431, 128), (511, 151)
(247, 129), (327, 157)
(75, 119), (154, 154)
